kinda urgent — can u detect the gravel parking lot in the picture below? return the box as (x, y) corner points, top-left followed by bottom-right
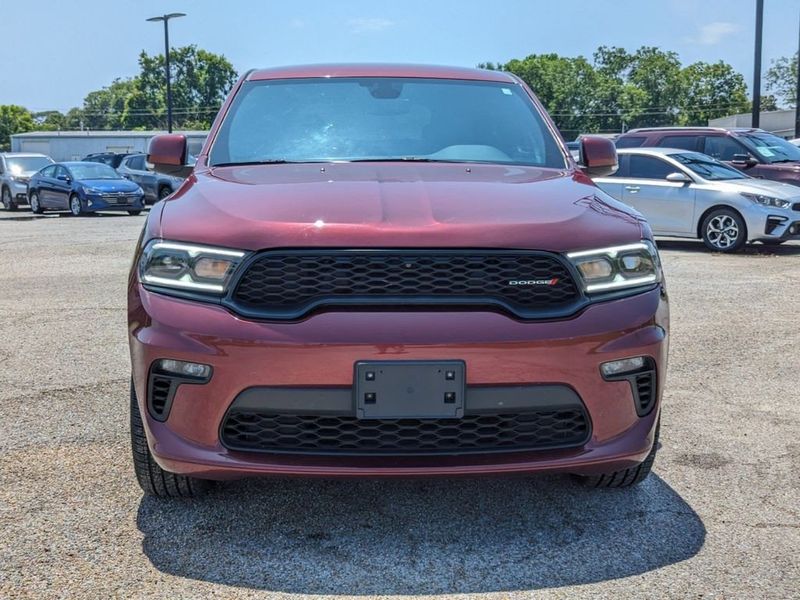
(1, 210), (798, 599)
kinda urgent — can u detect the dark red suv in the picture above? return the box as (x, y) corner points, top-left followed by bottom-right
(129, 64), (668, 497)
(616, 127), (800, 186)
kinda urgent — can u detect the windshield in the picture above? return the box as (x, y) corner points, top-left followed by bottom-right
(67, 163), (121, 180)
(6, 156), (52, 174)
(210, 77), (566, 168)
(739, 132), (800, 163)
(672, 152), (748, 181)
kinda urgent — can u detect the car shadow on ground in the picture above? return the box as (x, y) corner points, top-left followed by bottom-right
(656, 238), (800, 256)
(137, 474), (704, 595)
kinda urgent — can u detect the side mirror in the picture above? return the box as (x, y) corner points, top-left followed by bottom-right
(665, 172), (692, 183)
(579, 136), (618, 177)
(57, 174), (70, 183)
(731, 153), (757, 168)
(148, 134), (192, 178)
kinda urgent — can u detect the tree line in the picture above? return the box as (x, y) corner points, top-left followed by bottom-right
(1, 45), (798, 150)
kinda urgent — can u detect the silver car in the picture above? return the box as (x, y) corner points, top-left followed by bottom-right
(594, 147), (800, 252)
(116, 153), (182, 204)
(0, 153), (54, 211)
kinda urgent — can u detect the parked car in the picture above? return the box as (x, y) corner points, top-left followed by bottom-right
(615, 127), (800, 187)
(129, 64), (667, 498)
(27, 162), (145, 216)
(0, 153), (54, 210)
(116, 153), (182, 203)
(81, 152), (132, 169)
(594, 147), (800, 251)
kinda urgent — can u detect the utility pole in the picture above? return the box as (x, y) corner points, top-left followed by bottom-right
(752, 0), (764, 128)
(795, 9), (800, 137)
(146, 13), (186, 133)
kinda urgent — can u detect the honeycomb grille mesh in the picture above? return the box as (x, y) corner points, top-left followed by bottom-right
(221, 409), (590, 455)
(230, 251), (580, 319)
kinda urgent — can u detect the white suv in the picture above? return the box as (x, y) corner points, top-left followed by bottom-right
(0, 153), (54, 211)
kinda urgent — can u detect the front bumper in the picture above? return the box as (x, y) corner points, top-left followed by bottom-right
(84, 194), (145, 212)
(9, 180), (29, 200)
(746, 205), (800, 241)
(129, 285), (669, 479)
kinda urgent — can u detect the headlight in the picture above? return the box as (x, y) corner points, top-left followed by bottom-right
(139, 240), (246, 294)
(566, 241), (661, 293)
(82, 185), (103, 195)
(741, 192), (791, 209)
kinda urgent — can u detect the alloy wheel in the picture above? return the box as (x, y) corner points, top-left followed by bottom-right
(706, 214), (739, 250)
(70, 196), (82, 216)
(2, 187), (10, 209)
(30, 193), (39, 213)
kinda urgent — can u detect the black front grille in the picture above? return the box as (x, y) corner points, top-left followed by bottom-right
(221, 409), (590, 455)
(229, 250), (581, 320)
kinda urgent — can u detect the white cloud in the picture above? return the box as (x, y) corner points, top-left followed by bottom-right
(690, 22), (742, 45)
(347, 18), (395, 34)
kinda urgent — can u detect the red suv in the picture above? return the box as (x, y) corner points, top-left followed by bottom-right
(129, 64), (668, 497)
(616, 127), (800, 186)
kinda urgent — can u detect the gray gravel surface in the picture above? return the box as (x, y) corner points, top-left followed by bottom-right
(1, 211), (798, 599)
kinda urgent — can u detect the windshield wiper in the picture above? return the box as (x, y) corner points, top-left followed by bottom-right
(211, 159), (305, 167)
(347, 157), (435, 163)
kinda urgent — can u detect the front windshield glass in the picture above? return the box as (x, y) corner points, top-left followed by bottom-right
(672, 152), (748, 181)
(67, 163), (121, 180)
(739, 132), (800, 163)
(6, 156), (52, 174)
(210, 77), (566, 168)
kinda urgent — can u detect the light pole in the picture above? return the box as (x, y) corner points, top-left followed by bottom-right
(146, 12), (186, 133)
(795, 10), (800, 138)
(752, 0), (764, 128)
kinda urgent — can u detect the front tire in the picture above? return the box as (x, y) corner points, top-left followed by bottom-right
(158, 186), (172, 200)
(576, 419), (660, 488)
(2, 186), (17, 211)
(29, 191), (43, 214)
(701, 208), (747, 252)
(130, 380), (212, 497)
(69, 194), (84, 216)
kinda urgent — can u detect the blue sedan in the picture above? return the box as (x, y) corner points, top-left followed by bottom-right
(27, 161), (146, 216)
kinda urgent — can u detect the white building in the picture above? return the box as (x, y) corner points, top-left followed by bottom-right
(709, 110), (796, 138)
(10, 130), (208, 161)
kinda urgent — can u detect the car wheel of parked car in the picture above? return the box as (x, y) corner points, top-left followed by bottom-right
(158, 186), (172, 201)
(69, 194), (84, 217)
(128, 210), (142, 216)
(29, 191), (43, 214)
(576, 419), (660, 488)
(130, 380), (213, 497)
(2, 186), (17, 211)
(701, 208), (747, 253)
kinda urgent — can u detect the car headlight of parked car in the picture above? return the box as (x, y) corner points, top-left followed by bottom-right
(81, 185), (104, 195)
(740, 193), (791, 209)
(139, 240), (247, 294)
(566, 241), (661, 293)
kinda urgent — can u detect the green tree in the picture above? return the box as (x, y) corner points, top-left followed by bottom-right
(765, 52), (798, 108)
(679, 61), (749, 125)
(136, 45), (238, 129)
(0, 105), (35, 150)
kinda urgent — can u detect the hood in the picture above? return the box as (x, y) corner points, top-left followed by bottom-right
(80, 178), (141, 193)
(159, 163), (646, 253)
(717, 177), (800, 199)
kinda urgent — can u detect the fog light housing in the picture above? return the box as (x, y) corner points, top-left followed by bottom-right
(156, 359), (212, 380)
(600, 357), (645, 377)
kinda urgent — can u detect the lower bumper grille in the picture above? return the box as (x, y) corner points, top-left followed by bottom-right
(221, 409), (590, 455)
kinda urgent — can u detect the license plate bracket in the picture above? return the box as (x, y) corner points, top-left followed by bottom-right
(354, 360), (466, 420)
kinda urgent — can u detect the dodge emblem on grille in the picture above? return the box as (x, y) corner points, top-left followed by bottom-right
(507, 278), (560, 286)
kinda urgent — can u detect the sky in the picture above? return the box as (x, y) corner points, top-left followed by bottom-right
(1, 0), (799, 112)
